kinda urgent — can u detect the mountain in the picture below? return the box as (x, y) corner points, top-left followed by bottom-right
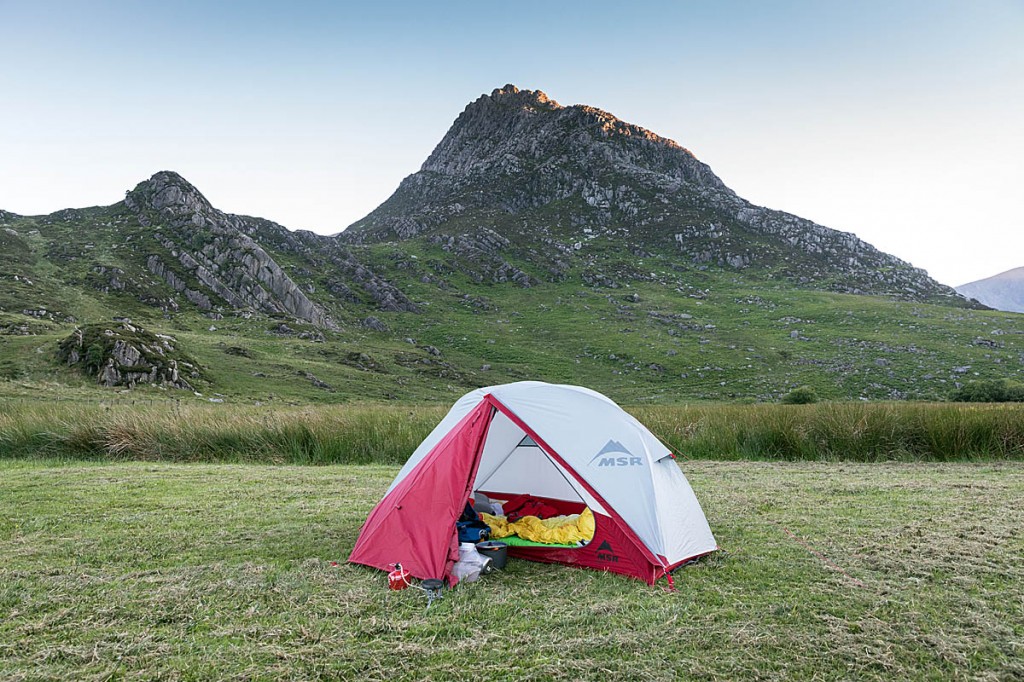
(0, 170), (418, 328)
(2, 84), (1022, 405)
(124, 172), (335, 328)
(956, 268), (1024, 313)
(345, 85), (962, 303)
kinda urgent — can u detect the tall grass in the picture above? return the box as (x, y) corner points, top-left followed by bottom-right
(0, 402), (446, 464)
(632, 402), (1024, 461)
(2, 400), (1024, 463)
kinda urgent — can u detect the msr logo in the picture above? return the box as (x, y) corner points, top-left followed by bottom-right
(589, 440), (643, 468)
(596, 540), (618, 563)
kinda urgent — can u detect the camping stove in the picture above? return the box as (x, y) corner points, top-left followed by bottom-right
(420, 579), (444, 608)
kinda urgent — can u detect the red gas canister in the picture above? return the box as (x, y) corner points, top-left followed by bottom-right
(387, 563), (411, 590)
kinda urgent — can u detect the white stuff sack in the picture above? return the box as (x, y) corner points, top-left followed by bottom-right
(452, 542), (491, 583)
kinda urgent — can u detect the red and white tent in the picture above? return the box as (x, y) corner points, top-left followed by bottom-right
(349, 381), (717, 585)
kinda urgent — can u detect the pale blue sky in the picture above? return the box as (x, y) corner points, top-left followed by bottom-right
(2, 0), (1021, 285)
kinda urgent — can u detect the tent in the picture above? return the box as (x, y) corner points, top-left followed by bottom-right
(349, 381), (717, 585)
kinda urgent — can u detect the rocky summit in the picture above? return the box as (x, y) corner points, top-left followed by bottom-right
(345, 85), (962, 303)
(3, 84), (1020, 404)
(124, 171), (336, 329)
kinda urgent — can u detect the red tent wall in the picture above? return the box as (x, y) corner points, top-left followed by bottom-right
(348, 400), (494, 582)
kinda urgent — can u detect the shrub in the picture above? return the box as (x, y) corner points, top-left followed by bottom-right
(84, 343), (106, 373)
(781, 385), (818, 404)
(950, 379), (1024, 403)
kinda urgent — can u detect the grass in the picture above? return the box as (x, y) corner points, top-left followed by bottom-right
(4, 400), (1024, 463)
(635, 402), (1024, 461)
(0, 402), (448, 464)
(0, 460), (1021, 680)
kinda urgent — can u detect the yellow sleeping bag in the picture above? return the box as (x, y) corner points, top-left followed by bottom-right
(481, 508), (595, 545)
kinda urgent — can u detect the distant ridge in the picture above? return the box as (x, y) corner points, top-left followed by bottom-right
(956, 267), (1024, 313)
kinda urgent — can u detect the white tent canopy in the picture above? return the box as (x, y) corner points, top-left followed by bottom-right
(382, 382), (717, 571)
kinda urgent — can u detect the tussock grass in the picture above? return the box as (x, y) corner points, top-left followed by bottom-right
(0, 461), (1021, 680)
(3, 401), (1024, 463)
(0, 402), (446, 464)
(633, 402), (1024, 461)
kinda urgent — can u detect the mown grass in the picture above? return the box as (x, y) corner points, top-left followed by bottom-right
(0, 460), (1021, 680)
(3, 400), (1024, 463)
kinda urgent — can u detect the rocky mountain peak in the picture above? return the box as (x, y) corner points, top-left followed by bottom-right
(344, 84), (968, 305)
(348, 84), (731, 245)
(124, 171), (214, 219)
(120, 171), (337, 329)
(486, 84), (561, 109)
(418, 84), (707, 183)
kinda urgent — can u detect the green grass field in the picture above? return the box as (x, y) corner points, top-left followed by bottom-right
(1, 460), (1021, 680)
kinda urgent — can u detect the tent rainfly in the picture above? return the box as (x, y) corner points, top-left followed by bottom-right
(349, 381), (717, 586)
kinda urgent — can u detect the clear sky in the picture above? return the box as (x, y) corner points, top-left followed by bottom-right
(2, 0), (1021, 286)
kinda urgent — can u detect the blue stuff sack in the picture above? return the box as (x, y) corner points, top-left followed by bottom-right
(456, 502), (491, 544)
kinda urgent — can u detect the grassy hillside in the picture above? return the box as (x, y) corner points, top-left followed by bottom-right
(1, 460), (1021, 680)
(3, 203), (1023, 405)
(2, 267), (1023, 405)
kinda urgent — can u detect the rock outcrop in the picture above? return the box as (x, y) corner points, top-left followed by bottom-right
(58, 321), (201, 390)
(125, 172), (337, 329)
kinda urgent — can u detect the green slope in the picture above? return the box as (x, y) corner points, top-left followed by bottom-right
(1, 219), (1021, 405)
